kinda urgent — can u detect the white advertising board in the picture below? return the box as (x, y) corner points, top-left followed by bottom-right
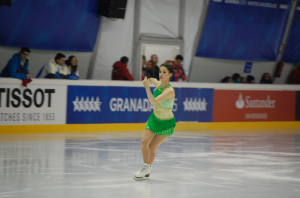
(0, 84), (67, 125)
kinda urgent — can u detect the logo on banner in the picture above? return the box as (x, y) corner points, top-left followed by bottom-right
(183, 98), (207, 111)
(235, 93), (276, 109)
(72, 96), (102, 112)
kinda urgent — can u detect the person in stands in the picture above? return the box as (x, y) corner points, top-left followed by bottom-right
(65, 56), (80, 80)
(260, 73), (272, 84)
(246, 75), (255, 83)
(42, 53), (69, 79)
(111, 56), (134, 81)
(220, 76), (232, 83)
(290, 62), (300, 84)
(0, 47), (31, 80)
(150, 54), (160, 80)
(144, 60), (159, 80)
(172, 55), (186, 82)
(232, 73), (241, 83)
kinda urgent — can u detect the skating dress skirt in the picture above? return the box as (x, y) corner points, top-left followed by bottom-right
(145, 84), (176, 136)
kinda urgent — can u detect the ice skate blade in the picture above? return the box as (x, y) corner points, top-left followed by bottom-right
(133, 174), (150, 181)
(133, 177), (149, 181)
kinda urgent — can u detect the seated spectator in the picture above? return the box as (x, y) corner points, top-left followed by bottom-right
(220, 76), (232, 83)
(41, 53), (69, 79)
(141, 55), (146, 80)
(291, 63), (300, 84)
(260, 73), (272, 84)
(150, 54), (160, 80)
(240, 77), (246, 83)
(112, 56), (134, 81)
(172, 55), (186, 82)
(232, 73), (241, 83)
(65, 56), (79, 80)
(144, 60), (159, 80)
(246, 75), (255, 83)
(0, 47), (31, 80)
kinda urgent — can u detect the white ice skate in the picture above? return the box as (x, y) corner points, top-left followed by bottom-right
(133, 163), (152, 181)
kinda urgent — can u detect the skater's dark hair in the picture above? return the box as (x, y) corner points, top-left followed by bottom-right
(160, 63), (174, 80)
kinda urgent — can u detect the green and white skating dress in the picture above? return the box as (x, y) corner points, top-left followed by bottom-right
(145, 84), (176, 136)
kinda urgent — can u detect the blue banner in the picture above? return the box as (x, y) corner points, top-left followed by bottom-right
(66, 86), (214, 124)
(196, 0), (291, 61)
(0, 0), (101, 52)
(282, 1), (300, 63)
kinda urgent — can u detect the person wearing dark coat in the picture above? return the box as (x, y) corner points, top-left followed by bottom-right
(0, 47), (31, 80)
(111, 56), (134, 81)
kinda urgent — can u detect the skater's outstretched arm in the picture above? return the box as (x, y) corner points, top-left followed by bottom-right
(143, 77), (175, 105)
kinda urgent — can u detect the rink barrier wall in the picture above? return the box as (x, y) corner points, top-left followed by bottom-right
(1, 78), (300, 133)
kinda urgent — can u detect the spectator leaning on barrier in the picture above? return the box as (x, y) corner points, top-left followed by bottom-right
(172, 55), (186, 82)
(232, 73), (241, 83)
(290, 62), (300, 84)
(260, 73), (272, 84)
(66, 56), (79, 80)
(246, 75), (255, 83)
(111, 56), (134, 81)
(42, 53), (69, 79)
(150, 54), (160, 80)
(0, 47), (31, 80)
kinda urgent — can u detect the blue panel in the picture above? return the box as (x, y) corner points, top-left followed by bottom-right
(196, 0), (291, 61)
(0, 0), (101, 52)
(282, 1), (300, 63)
(66, 86), (214, 124)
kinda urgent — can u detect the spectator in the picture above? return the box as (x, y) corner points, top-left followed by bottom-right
(220, 76), (232, 83)
(260, 73), (272, 84)
(0, 47), (31, 80)
(42, 53), (69, 79)
(232, 73), (241, 83)
(144, 60), (159, 80)
(246, 75), (255, 83)
(65, 56), (80, 80)
(291, 63), (300, 84)
(240, 77), (246, 83)
(150, 54), (160, 80)
(172, 55), (186, 82)
(112, 56), (134, 81)
(141, 55), (146, 80)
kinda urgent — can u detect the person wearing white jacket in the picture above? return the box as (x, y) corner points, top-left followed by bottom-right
(42, 53), (69, 79)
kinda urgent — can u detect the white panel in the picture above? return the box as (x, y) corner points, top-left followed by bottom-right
(0, 84), (67, 125)
(140, 0), (179, 38)
(143, 44), (180, 66)
(92, 0), (135, 80)
(183, 0), (204, 77)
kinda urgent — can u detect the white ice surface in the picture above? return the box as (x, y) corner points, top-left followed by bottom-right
(0, 131), (300, 198)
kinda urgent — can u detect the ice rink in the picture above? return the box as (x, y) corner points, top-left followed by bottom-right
(1, 129), (300, 198)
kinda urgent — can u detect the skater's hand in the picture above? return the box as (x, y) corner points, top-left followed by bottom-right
(149, 78), (157, 84)
(143, 76), (150, 88)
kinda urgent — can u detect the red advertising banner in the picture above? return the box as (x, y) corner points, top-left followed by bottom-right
(213, 90), (296, 122)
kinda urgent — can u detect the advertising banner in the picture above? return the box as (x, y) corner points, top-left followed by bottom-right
(177, 88), (214, 122)
(213, 90), (296, 122)
(296, 91), (300, 121)
(0, 85), (67, 125)
(196, 0), (291, 61)
(66, 86), (214, 124)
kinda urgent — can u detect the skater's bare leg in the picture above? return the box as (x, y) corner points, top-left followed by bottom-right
(148, 135), (168, 165)
(141, 129), (155, 164)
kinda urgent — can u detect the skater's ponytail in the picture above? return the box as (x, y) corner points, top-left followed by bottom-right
(160, 63), (174, 80)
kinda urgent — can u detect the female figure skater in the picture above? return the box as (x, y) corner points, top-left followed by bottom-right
(134, 63), (176, 180)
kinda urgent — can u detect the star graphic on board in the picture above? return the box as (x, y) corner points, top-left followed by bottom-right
(72, 96), (102, 112)
(183, 97), (208, 112)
